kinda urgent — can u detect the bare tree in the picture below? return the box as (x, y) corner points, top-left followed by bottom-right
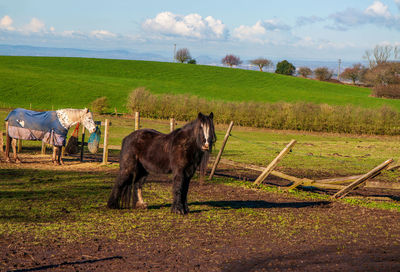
(364, 45), (399, 68)
(222, 54), (242, 67)
(298, 67), (312, 78)
(175, 48), (191, 63)
(250, 58), (273, 72)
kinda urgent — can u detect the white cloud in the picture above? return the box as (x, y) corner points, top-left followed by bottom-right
(90, 30), (117, 39)
(232, 19), (292, 44)
(365, 1), (391, 17)
(142, 12), (228, 39)
(233, 21), (266, 43)
(22, 17), (46, 33)
(0, 15), (14, 30)
(328, 1), (400, 31)
(395, 0), (400, 10)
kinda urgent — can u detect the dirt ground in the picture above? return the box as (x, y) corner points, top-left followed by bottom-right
(1, 154), (400, 272)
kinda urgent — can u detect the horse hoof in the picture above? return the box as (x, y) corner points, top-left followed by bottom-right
(15, 159), (21, 164)
(5, 158), (11, 163)
(135, 202), (148, 209)
(171, 205), (187, 215)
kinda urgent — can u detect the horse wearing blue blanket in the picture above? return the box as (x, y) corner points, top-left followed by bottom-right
(4, 108), (96, 164)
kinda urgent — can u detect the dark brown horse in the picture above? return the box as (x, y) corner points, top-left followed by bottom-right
(107, 112), (216, 215)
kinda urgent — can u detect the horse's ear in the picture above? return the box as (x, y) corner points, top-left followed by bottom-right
(84, 108), (89, 113)
(198, 112), (203, 119)
(209, 112), (214, 119)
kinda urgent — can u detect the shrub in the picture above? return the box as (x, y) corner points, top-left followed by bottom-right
(275, 60), (296, 76)
(90, 96), (109, 114)
(314, 67), (333, 81)
(126, 88), (400, 135)
(372, 84), (400, 99)
(298, 67), (312, 78)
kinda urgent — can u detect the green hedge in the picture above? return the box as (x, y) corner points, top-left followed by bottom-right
(127, 88), (400, 135)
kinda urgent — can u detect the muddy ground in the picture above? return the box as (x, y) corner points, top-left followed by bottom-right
(1, 154), (400, 272)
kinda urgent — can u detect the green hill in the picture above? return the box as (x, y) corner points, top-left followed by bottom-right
(0, 56), (399, 112)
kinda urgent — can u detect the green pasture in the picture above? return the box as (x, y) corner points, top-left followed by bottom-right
(1, 56), (400, 112)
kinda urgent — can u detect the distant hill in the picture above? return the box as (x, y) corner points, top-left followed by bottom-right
(0, 56), (397, 113)
(0, 44), (169, 62)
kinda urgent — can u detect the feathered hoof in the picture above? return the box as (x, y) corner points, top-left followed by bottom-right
(135, 202), (148, 209)
(171, 204), (188, 215)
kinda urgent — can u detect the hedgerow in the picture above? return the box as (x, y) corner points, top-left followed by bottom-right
(127, 88), (400, 135)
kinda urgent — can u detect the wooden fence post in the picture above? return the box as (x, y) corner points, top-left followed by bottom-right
(41, 142), (46, 154)
(135, 112), (140, 131)
(209, 121), (234, 180)
(80, 125), (85, 162)
(332, 159), (393, 199)
(254, 139), (297, 185)
(170, 118), (175, 132)
(102, 119), (109, 165)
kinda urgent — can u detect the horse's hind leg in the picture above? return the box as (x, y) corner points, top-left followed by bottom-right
(52, 146), (63, 165)
(133, 165), (148, 209)
(11, 139), (20, 163)
(4, 133), (11, 162)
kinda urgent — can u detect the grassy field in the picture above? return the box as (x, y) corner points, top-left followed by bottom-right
(1, 56), (400, 112)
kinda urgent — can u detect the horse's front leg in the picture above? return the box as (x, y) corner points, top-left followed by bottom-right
(171, 173), (191, 215)
(11, 139), (20, 163)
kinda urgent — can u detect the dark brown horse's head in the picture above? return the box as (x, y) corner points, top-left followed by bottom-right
(196, 112), (216, 152)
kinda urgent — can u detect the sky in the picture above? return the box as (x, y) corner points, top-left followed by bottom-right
(1, 0), (400, 62)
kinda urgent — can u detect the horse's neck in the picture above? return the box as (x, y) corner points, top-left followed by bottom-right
(56, 109), (82, 129)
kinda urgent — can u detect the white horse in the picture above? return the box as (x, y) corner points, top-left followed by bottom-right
(4, 108), (96, 165)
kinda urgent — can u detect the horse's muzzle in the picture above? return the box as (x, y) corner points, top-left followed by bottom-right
(201, 144), (209, 151)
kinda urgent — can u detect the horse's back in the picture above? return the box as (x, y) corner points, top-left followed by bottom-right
(120, 128), (172, 174)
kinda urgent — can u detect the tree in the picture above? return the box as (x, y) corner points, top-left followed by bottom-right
(340, 63), (367, 84)
(314, 67), (333, 81)
(175, 48), (191, 63)
(298, 67), (312, 78)
(187, 58), (197, 64)
(222, 54), (242, 67)
(364, 44), (399, 68)
(250, 58), (273, 72)
(275, 60), (296, 76)
(364, 62), (400, 86)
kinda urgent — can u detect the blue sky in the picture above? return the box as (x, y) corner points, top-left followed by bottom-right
(1, 0), (399, 61)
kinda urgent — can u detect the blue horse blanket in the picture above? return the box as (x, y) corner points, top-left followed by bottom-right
(5, 108), (68, 146)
